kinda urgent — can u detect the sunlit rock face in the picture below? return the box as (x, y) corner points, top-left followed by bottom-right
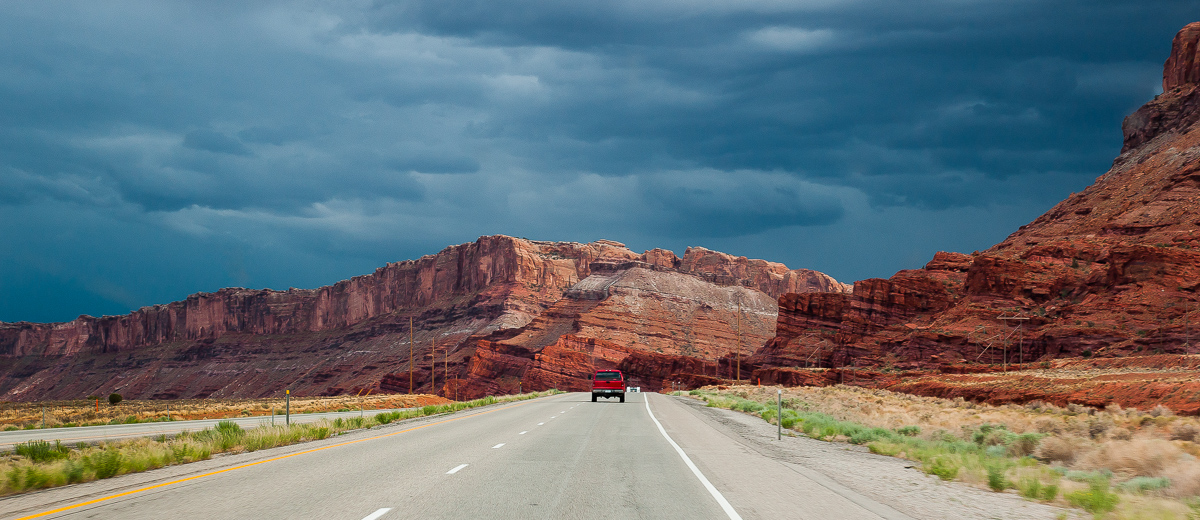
(0, 235), (845, 400)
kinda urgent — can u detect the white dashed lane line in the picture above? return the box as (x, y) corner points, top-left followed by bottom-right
(361, 508), (392, 520)
(492, 443), (505, 449)
(538, 422), (544, 426)
(446, 464), (469, 474)
(519, 431), (528, 435)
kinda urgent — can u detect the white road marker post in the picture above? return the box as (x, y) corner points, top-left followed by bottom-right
(777, 389), (782, 441)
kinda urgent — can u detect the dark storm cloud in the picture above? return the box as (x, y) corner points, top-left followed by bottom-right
(1, 0), (1196, 322)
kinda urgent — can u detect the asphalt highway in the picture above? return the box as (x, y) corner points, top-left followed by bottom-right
(0, 409), (410, 450)
(1, 392), (915, 520)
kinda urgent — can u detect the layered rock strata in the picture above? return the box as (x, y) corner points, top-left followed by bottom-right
(0, 236), (845, 401)
(750, 23), (1200, 386)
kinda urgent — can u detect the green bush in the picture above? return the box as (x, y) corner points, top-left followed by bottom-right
(896, 426), (921, 437)
(1066, 478), (1118, 516)
(14, 440), (71, 463)
(925, 456), (960, 480)
(849, 427), (895, 445)
(108, 393), (123, 406)
(87, 450), (123, 479)
(1120, 476), (1171, 494)
(986, 464), (1012, 491)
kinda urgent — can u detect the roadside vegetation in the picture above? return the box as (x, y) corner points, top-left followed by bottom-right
(0, 391), (559, 497)
(0, 393), (452, 431)
(683, 385), (1200, 519)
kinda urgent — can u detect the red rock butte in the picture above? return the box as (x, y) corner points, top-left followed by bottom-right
(0, 235), (848, 401)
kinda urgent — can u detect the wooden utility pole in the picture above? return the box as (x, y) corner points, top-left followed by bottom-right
(409, 316), (414, 394)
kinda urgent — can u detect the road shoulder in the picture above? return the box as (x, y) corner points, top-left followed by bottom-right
(653, 393), (1067, 520)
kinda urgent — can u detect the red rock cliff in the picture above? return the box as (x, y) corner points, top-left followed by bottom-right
(0, 235), (849, 401)
(754, 23), (1200, 374)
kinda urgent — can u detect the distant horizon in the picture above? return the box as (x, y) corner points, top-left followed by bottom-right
(1, 2), (1195, 323)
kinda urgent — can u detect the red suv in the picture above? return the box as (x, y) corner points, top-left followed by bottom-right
(590, 369), (626, 402)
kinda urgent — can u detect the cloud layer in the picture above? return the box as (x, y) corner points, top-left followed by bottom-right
(0, 1), (1194, 322)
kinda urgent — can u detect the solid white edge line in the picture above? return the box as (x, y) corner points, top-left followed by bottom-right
(492, 443), (505, 448)
(361, 508), (392, 520)
(447, 464), (469, 474)
(645, 394), (742, 520)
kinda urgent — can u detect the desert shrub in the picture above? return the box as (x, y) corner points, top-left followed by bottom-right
(896, 425), (921, 437)
(1065, 478), (1118, 516)
(1109, 427), (1132, 441)
(108, 393), (122, 406)
(1171, 423), (1200, 442)
(1006, 432), (1044, 457)
(14, 440), (70, 463)
(1161, 461), (1200, 498)
(971, 423), (1009, 446)
(1035, 435), (1088, 464)
(731, 400), (766, 413)
(1018, 477), (1059, 501)
(924, 456), (960, 481)
(1119, 476), (1171, 494)
(985, 445), (1007, 458)
(86, 450), (123, 479)
(1087, 417), (1113, 438)
(63, 460), (85, 484)
(1034, 417), (1062, 434)
(1078, 439), (1181, 477)
(986, 464), (1012, 491)
(1150, 405), (1174, 417)
(849, 427), (895, 445)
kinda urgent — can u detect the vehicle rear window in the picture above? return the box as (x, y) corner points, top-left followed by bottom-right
(595, 371), (622, 381)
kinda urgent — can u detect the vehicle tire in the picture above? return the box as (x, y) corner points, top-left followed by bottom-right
(619, 394), (625, 403)
(591, 394), (597, 402)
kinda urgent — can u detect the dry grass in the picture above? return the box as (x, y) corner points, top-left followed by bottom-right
(693, 384), (1200, 519)
(0, 390), (558, 497)
(0, 393), (449, 430)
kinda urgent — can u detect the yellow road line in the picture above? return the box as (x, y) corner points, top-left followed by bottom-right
(14, 398), (544, 520)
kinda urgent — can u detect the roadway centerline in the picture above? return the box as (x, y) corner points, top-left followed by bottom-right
(446, 464), (469, 474)
(492, 443), (505, 449)
(519, 431), (528, 435)
(361, 508), (391, 520)
(537, 422), (544, 425)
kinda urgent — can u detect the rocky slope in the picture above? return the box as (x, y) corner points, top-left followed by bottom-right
(0, 236), (846, 401)
(750, 22), (1200, 378)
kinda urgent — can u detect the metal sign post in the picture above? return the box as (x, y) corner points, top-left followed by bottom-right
(777, 389), (782, 440)
(285, 389), (291, 426)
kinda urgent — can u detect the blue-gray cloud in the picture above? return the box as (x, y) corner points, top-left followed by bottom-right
(0, 0), (1196, 322)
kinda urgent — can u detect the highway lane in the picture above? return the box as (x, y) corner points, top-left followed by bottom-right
(1, 392), (912, 520)
(0, 409), (418, 450)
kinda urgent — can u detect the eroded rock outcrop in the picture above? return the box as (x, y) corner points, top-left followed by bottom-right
(753, 23), (1200, 379)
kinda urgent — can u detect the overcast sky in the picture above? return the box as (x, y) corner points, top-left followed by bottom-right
(1, 1), (1196, 323)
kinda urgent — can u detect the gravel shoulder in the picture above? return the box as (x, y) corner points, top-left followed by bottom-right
(664, 394), (1072, 520)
